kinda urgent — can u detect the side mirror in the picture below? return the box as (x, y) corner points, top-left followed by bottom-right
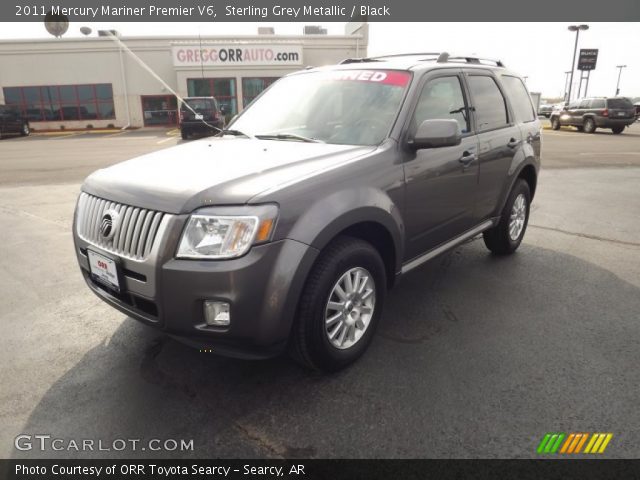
(409, 119), (462, 150)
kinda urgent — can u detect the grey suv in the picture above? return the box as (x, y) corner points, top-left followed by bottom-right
(73, 53), (541, 371)
(550, 96), (636, 134)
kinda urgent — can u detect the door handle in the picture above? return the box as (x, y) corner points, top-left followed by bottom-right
(459, 151), (476, 166)
(507, 138), (521, 148)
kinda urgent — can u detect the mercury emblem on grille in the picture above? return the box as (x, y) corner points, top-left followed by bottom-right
(100, 209), (120, 240)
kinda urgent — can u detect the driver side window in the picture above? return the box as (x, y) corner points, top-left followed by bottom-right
(413, 76), (469, 134)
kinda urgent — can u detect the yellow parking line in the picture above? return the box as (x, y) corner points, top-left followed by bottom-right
(157, 136), (177, 145)
(51, 132), (86, 139)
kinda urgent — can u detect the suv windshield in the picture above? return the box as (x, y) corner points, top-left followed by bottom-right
(230, 69), (412, 146)
(607, 98), (633, 109)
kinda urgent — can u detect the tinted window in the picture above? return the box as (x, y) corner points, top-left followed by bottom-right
(183, 99), (216, 111)
(467, 75), (508, 131)
(579, 99), (591, 108)
(2, 84), (114, 121)
(607, 98), (633, 109)
(501, 76), (535, 123)
(568, 101), (580, 109)
(590, 99), (606, 109)
(413, 76), (469, 133)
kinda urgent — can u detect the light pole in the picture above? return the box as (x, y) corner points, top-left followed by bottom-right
(563, 71), (572, 102)
(615, 65), (627, 96)
(567, 24), (589, 102)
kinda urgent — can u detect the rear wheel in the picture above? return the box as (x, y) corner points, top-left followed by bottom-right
(583, 117), (596, 134)
(180, 129), (189, 140)
(550, 117), (561, 130)
(290, 236), (386, 372)
(611, 126), (625, 134)
(483, 179), (531, 255)
(20, 123), (30, 136)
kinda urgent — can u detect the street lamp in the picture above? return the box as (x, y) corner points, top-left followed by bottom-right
(563, 71), (572, 102)
(615, 65), (627, 96)
(566, 24), (589, 102)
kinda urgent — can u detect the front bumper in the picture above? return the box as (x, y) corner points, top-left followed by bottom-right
(75, 230), (319, 359)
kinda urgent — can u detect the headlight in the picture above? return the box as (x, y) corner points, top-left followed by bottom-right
(177, 206), (277, 259)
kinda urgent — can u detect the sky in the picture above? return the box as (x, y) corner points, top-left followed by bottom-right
(0, 22), (637, 99)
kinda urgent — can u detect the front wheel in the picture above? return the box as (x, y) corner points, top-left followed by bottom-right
(611, 126), (625, 134)
(483, 179), (531, 255)
(550, 117), (561, 130)
(20, 123), (30, 136)
(290, 236), (386, 372)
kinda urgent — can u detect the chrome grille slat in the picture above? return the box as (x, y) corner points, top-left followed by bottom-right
(76, 193), (165, 261)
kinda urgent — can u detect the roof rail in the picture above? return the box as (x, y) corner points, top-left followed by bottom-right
(340, 52), (505, 67)
(437, 52), (505, 67)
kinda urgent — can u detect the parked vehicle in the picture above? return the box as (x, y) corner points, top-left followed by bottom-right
(631, 97), (640, 120)
(550, 97), (636, 134)
(73, 53), (541, 371)
(538, 104), (554, 118)
(179, 97), (225, 139)
(0, 105), (30, 138)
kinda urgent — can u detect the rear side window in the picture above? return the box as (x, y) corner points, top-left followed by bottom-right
(607, 98), (633, 109)
(590, 99), (606, 109)
(467, 75), (508, 131)
(579, 99), (591, 108)
(501, 75), (536, 123)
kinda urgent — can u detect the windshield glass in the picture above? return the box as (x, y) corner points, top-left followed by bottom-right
(230, 69), (412, 146)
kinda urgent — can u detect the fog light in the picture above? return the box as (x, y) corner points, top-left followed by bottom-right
(204, 301), (230, 327)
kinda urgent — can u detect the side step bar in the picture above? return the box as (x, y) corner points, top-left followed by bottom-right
(401, 219), (495, 274)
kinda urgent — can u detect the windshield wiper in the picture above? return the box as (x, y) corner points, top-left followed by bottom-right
(218, 129), (254, 139)
(254, 133), (324, 143)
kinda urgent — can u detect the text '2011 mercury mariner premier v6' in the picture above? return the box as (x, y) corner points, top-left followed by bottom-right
(74, 53), (541, 371)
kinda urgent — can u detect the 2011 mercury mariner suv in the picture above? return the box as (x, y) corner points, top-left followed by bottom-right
(74, 52), (541, 371)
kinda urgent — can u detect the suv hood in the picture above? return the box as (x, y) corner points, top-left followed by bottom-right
(83, 137), (374, 214)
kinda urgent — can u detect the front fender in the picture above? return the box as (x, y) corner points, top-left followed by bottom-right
(285, 187), (404, 275)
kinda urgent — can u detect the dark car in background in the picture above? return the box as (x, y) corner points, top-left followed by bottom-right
(0, 105), (30, 138)
(538, 104), (554, 118)
(550, 97), (636, 134)
(179, 97), (225, 139)
(632, 97), (640, 120)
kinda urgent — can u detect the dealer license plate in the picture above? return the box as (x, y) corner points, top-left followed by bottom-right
(87, 250), (120, 292)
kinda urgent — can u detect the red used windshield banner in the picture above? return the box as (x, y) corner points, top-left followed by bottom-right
(326, 70), (411, 87)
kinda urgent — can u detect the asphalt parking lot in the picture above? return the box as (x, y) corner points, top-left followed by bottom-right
(1, 123), (639, 459)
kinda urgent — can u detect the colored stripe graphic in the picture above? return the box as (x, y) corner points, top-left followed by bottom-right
(539, 433), (613, 454)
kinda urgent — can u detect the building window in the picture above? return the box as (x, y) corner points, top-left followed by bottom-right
(187, 78), (237, 116)
(242, 77), (279, 107)
(2, 84), (115, 122)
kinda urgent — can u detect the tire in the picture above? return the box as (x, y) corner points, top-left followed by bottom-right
(550, 117), (561, 130)
(583, 117), (596, 134)
(483, 179), (531, 255)
(20, 123), (30, 136)
(180, 129), (189, 140)
(290, 236), (386, 372)
(611, 126), (624, 134)
(576, 126), (584, 132)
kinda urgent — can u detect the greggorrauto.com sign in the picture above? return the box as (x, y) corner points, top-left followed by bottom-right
(172, 44), (303, 67)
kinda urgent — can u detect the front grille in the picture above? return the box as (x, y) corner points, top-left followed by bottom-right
(76, 192), (165, 261)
